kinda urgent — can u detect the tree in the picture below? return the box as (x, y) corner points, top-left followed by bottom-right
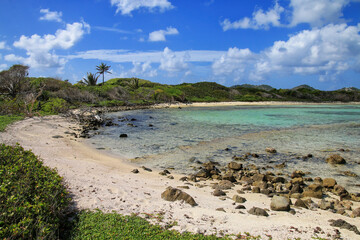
(96, 62), (111, 85)
(82, 72), (99, 86)
(0, 65), (29, 97)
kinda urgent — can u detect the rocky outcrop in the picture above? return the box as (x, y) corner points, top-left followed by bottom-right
(161, 187), (197, 206)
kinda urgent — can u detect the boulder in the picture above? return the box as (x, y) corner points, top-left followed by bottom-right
(291, 170), (305, 178)
(227, 162), (242, 171)
(272, 176), (286, 183)
(213, 189), (226, 196)
(248, 207), (269, 217)
(326, 154), (346, 164)
(252, 187), (260, 193)
(329, 219), (360, 235)
(319, 199), (334, 210)
(270, 196), (291, 211)
(333, 185), (349, 200)
(291, 177), (304, 185)
(252, 174), (265, 182)
(303, 184), (323, 199)
(212, 180), (234, 190)
(294, 199), (308, 209)
(161, 187), (197, 206)
(322, 178), (337, 188)
(232, 195), (247, 203)
(222, 172), (236, 182)
(119, 133), (128, 138)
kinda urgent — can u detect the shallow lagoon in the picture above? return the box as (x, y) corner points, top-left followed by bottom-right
(88, 104), (360, 192)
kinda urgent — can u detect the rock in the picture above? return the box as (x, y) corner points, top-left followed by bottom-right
(131, 169), (139, 174)
(252, 174), (265, 182)
(272, 176), (286, 183)
(352, 207), (360, 217)
(252, 186), (260, 193)
(333, 185), (349, 200)
(161, 187), (197, 206)
(314, 177), (323, 185)
(270, 196), (291, 211)
(177, 186), (190, 189)
(290, 184), (303, 194)
(212, 180), (234, 190)
(291, 177), (304, 185)
(252, 181), (268, 190)
(216, 208), (226, 212)
(294, 199), (308, 209)
(227, 162), (242, 171)
(326, 154), (346, 164)
(195, 169), (210, 178)
(235, 205), (246, 209)
(52, 135), (64, 138)
(119, 133), (128, 138)
(275, 162), (286, 168)
(232, 195), (247, 203)
(213, 189), (226, 196)
(141, 166), (152, 172)
(303, 184), (323, 199)
(329, 219), (360, 235)
(260, 189), (273, 196)
(319, 199), (334, 210)
(248, 207), (269, 217)
(341, 171), (358, 177)
(322, 178), (337, 188)
(222, 172), (236, 182)
(179, 176), (188, 181)
(291, 170), (305, 178)
(265, 147), (277, 153)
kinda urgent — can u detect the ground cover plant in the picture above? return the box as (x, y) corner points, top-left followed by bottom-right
(0, 144), (71, 239)
(0, 115), (24, 131)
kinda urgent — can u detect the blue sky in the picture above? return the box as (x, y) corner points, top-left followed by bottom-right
(1, 0), (360, 90)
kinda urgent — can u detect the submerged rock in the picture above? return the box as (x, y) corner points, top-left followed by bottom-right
(326, 154), (346, 164)
(161, 187), (197, 206)
(265, 147), (277, 153)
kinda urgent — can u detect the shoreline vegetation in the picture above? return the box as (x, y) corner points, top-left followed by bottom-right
(1, 64), (360, 239)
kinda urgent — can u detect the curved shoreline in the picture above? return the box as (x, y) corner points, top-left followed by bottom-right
(1, 114), (360, 239)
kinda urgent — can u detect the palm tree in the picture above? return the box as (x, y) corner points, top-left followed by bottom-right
(96, 63), (111, 85)
(82, 72), (99, 86)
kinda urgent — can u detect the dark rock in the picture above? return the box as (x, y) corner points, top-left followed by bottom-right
(333, 185), (349, 200)
(52, 135), (64, 138)
(195, 169), (210, 178)
(222, 172), (236, 182)
(213, 189), (226, 196)
(141, 166), (152, 172)
(289, 209), (296, 215)
(319, 199), (334, 210)
(341, 171), (358, 177)
(322, 178), (337, 188)
(227, 162), (242, 171)
(179, 176), (188, 181)
(303, 184), (323, 199)
(290, 184), (303, 194)
(248, 207), (269, 217)
(216, 208), (226, 212)
(235, 205), (246, 209)
(275, 162), (286, 169)
(352, 207), (360, 217)
(119, 133), (128, 138)
(251, 153), (259, 158)
(131, 169), (139, 174)
(326, 154), (346, 164)
(252, 174), (265, 182)
(270, 196), (291, 211)
(329, 219), (360, 235)
(232, 195), (247, 203)
(261, 189), (273, 196)
(252, 186), (261, 193)
(291, 177), (304, 185)
(161, 187), (197, 206)
(291, 170), (305, 178)
(212, 180), (234, 190)
(294, 199), (308, 209)
(272, 176), (286, 183)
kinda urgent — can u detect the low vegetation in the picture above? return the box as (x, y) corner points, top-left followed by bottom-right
(0, 115), (23, 131)
(0, 144), (71, 239)
(0, 64), (359, 117)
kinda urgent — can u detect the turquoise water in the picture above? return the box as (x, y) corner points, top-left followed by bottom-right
(88, 104), (360, 192)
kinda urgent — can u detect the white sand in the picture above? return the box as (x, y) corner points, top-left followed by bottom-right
(1, 115), (359, 239)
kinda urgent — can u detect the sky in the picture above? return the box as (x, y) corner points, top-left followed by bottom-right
(1, 0), (360, 90)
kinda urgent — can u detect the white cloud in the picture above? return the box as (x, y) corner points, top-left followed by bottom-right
(39, 9), (63, 22)
(6, 21), (90, 70)
(289, 0), (350, 27)
(160, 47), (188, 72)
(0, 63), (8, 71)
(254, 23), (360, 80)
(130, 61), (157, 77)
(212, 47), (254, 81)
(0, 41), (7, 49)
(110, 0), (174, 15)
(221, 2), (284, 30)
(148, 27), (178, 42)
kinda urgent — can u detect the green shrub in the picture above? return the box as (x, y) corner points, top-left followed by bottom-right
(70, 211), (225, 240)
(0, 144), (71, 239)
(98, 100), (125, 107)
(41, 98), (69, 114)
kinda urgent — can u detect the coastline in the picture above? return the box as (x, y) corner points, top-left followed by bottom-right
(1, 113), (360, 239)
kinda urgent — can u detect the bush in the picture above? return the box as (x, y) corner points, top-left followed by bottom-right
(41, 98), (69, 114)
(0, 144), (71, 239)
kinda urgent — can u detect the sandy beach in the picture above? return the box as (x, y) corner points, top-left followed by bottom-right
(1, 111), (360, 239)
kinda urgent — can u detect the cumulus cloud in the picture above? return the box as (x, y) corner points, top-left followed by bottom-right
(110, 0), (174, 15)
(212, 47), (254, 81)
(148, 27), (179, 42)
(289, 0), (350, 27)
(5, 21), (90, 70)
(221, 2), (284, 30)
(160, 47), (188, 73)
(39, 9), (63, 22)
(130, 61), (157, 77)
(0, 63), (8, 71)
(253, 23), (360, 80)
(0, 41), (7, 49)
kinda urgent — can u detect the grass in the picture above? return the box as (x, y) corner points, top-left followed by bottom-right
(0, 115), (24, 131)
(68, 210), (228, 240)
